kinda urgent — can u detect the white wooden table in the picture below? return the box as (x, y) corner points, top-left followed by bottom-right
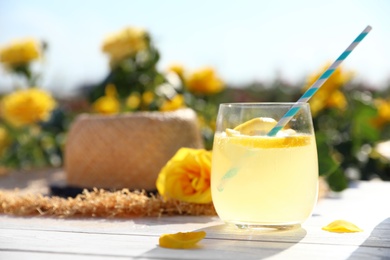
(0, 181), (389, 260)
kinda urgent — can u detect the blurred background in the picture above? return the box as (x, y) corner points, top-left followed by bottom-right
(1, 0), (389, 95)
(1, 0), (390, 191)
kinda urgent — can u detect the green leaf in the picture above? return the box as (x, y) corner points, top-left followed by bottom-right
(351, 99), (379, 143)
(316, 132), (340, 176)
(326, 168), (349, 192)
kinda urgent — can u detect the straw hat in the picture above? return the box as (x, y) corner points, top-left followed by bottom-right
(65, 108), (204, 191)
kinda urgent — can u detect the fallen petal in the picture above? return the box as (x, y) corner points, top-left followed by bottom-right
(159, 231), (206, 249)
(322, 220), (363, 233)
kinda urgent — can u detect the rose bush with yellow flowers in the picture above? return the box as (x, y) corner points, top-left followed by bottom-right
(156, 148), (212, 204)
(89, 26), (226, 150)
(298, 62), (390, 190)
(0, 86), (62, 169)
(304, 63), (353, 117)
(0, 38), (45, 87)
(90, 26), (168, 110)
(166, 64), (225, 149)
(0, 37), (65, 170)
(300, 63), (358, 191)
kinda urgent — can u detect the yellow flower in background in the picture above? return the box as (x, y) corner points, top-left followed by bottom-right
(159, 94), (185, 112)
(304, 63), (353, 117)
(1, 88), (56, 127)
(186, 67), (224, 95)
(92, 84), (120, 115)
(142, 91), (155, 106)
(167, 63), (185, 78)
(156, 148), (212, 204)
(102, 27), (147, 65)
(372, 98), (390, 129)
(0, 126), (9, 156)
(0, 38), (40, 66)
(326, 89), (347, 111)
(126, 92), (141, 110)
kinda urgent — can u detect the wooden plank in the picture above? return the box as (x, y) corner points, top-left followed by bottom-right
(1, 181), (389, 259)
(0, 229), (156, 257)
(1, 214), (390, 250)
(1, 213), (389, 248)
(1, 228), (390, 260)
(0, 251), (129, 260)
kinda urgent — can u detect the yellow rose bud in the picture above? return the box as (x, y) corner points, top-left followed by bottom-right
(159, 94), (185, 112)
(167, 63), (185, 78)
(104, 83), (118, 97)
(126, 92), (141, 110)
(92, 84), (120, 115)
(156, 148), (212, 204)
(142, 91), (155, 106)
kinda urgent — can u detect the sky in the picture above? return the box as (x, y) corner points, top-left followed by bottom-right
(0, 0), (389, 96)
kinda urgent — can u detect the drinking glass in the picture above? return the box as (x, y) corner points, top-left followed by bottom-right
(211, 103), (318, 229)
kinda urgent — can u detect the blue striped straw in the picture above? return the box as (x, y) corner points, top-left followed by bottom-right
(267, 25), (372, 137)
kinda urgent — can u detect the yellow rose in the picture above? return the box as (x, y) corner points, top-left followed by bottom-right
(92, 84), (120, 115)
(304, 63), (353, 116)
(156, 148), (212, 204)
(0, 38), (40, 66)
(185, 67), (224, 95)
(102, 27), (147, 65)
(159, 94), (185, 112)
(372, 98), (390, 129)
(1, 88), (56, 127)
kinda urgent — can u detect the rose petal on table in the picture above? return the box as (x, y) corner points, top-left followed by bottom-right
(322, 220), (363, 233)
(159, 231), (206, 249)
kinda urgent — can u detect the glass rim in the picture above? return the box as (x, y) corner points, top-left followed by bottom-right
(219, 102), (309, 107)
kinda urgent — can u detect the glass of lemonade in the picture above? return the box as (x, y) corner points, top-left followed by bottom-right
(211, 103), (318, 229)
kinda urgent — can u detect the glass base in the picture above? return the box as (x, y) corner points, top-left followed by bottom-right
(234, 223), (301, 230)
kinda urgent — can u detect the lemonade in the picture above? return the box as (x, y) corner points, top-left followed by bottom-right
(211, 112), (318, 228)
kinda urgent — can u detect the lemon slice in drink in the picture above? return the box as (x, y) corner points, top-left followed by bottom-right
(224, 117), (311, 148)
(228, 135), (312, 148)
(226, 117), (277, 136)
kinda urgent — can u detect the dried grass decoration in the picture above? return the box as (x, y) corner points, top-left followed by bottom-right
(0, 188), (216, 218)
